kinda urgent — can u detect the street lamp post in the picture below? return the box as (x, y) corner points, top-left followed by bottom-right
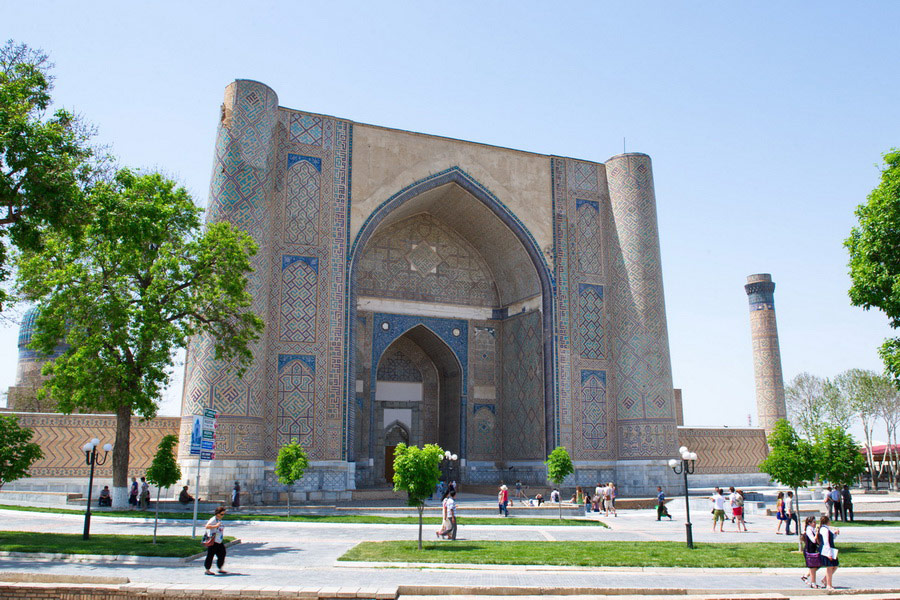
(82, 438), (112, 540)
(669, 446), (698, 549)
(442, 450), (458, 485)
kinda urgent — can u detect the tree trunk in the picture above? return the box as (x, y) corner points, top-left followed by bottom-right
(153, 487), (161, 543)
(417, 504), (424, 550)
(112, 403), (133, 508)
(558, 494), (562, 520)
(287, 490), (291, 517)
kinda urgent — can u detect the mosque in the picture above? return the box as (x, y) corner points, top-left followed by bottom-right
(3, 80), (776, 502)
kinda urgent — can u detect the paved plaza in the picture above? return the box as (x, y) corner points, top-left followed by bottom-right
(2, 499), (900, 597)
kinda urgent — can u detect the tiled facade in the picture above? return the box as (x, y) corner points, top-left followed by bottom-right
(745, 274), (788, 433)
(176, 80), (683, 496)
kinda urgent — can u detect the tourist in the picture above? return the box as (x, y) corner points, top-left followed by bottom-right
(550, 488), (560, 503)
(841, 485), (854, 522)
(824, 486), (834, 519)
(711, 488), (726, 532)
(801, 515), (821, 588)
(607, 482), (618, 517)
(656, 486), (672, 521)
(98, 486), (112, 507)
(128, 477), (139, 509)
(535, 493), (544, 506)
(785, 491), (798, 535)
(498, 484), (509, 517)
(203, 506), (229, 575)
(728, 486), (738, 523)
(139, 477), (151, 510)
(584, 493), (591, 514)
(829, 486), (842, 521)
(818, 515), (840, 590)
(594, 482), (603, 512)
(574, 485), (584, 504)
(734, 489), (748, 532)
(179, 485), (196, 507)
(231, 481), (241, 509)
(775, 491), (787, 534)
(436, 490), (451, 539)
(447, 490), (458, 540)
(514, 479), (525, 501)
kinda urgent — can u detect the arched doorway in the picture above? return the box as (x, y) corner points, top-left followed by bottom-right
(347, 168), (555, 487)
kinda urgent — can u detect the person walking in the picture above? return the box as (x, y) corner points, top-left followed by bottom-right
(656, 486), (672, 520)
(128, 477), (139, 509)
(711, 488), (726, 532)
(829, 486), (842, 521)
(609, 483), (618, 517)
(447, 490), (458, 540)
(818, 515), (840, 590)
(203, 506), (228, 575)
(775, 491), (787, 534)
(514, 479), (525, 502)
(139, 477), (151, 510)
(824, 486), (834, 520)
(498, 484), (509, 517)
(728, 486), (738, 524)
(436, 490), (451, 539)
(231, 482), (241, 509)
(785, 491), (798, 535)
(801, 515), (821, 588)
(734, 489), (748, 532)
(841, 485), (854, 522)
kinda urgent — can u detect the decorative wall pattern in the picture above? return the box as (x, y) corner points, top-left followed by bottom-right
(501, 310), (544, 460)
(8, 413), (178, 477)
(280, 256), (318, 343)
(576, 283), (604, 360)
(678, 428), (767, 474)
(376, 347), (423, 382)
(284, 157), (320, 245)
(580, 370), (608, 452)
(277, 355), (316, 447)
(618, 422), (677, 458)
(576, 199), (603, 275)
(356, 214), (499, 307)
(470, 404), (497, 459)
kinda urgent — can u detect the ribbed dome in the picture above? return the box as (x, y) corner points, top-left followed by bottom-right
(18, 306), (40, 348)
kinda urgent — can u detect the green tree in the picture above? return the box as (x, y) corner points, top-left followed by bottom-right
(0, 41), (101, 310)
(545, 446), (574, 520)
(846, 149), (900, 382)
(275, 440), (309, 516)
(145, 434), (181, 543)
(16, 169), (263, 506)
(0, 414), (43, 490)
(814, 426), (866, 488)
(391, 443), (444, 549)
(758, 419), (816, 549)
(836, 369), (895, 488)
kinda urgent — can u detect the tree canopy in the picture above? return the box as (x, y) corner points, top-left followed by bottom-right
(275, 440), (309, 516)
(758, 419), (816, 490)
(545, 446), (574, 520)
(146, 434), (181, 542)
(16, 168), (263, 502)
(0, 414), (43, 490)
(846, 149), (900, 382)
(0, 41), (101, 310)
(814, 425), (866, 487)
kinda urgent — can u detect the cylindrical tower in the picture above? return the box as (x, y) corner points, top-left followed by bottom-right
(6, 307), (70, 412)
(605, 153), (678, 492)
(179, 80), (280, 496)
(744, 273), (787, 433)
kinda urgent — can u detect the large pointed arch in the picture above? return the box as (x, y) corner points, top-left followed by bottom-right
(345, 166), (556, 463)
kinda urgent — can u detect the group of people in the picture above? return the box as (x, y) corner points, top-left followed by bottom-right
(824, 485), (854, 522)
(710, 487), (748, 532)
(802, 515), (841, 590)
(571, 482), (617, 516)
(127, 477), (151, 509)
(435, 488), (458, 539)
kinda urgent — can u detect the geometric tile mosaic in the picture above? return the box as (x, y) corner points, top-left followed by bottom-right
(285, 157), (320, 245)
(501, 310), (544, 460)
(576, 199), (602, 275)
(580, 370), (607, 452)
(277, 354), (316, 448)
(576, 283), (604, 360)
(280, 256), (318, 343)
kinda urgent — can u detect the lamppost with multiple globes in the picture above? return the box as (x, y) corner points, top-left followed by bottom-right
(441, 450), (458, 484)
(82, 438), (112, 540)
(668, 445), (698, 549)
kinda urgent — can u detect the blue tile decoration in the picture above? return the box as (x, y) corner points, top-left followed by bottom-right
(287, 153), (322, 172)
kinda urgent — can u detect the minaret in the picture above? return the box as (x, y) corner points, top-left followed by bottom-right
(744, 274), (787, 433)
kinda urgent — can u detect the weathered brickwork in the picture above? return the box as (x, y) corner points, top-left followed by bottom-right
(678, 427), (768, 474)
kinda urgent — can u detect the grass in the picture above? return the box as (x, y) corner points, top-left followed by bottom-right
(832, 520), (900, 527)
(339, 540), (900, 568)
(0, 531), (234, 557)
(0, 504), (604, 527)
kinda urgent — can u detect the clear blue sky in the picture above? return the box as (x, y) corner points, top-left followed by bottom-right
(3, 2), (898, 440)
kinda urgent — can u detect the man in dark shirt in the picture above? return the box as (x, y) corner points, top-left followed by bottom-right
(179, 485), (196, 506)
(656, 486), (672, 520)
(841, 485), (853, 522)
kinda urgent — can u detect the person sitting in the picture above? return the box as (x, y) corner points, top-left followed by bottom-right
(550, 488), (560, 503)
(98, 486), (112, 507)
(535, 493), (544, 506)
(179, 485), (197, 506)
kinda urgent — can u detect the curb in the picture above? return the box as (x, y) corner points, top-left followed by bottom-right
(0, 539), (241, 565)
(397, 585), (900, 597)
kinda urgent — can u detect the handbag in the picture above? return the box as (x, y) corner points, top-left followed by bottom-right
(805, 552), (821, 568)
(201, 532), (215, 547)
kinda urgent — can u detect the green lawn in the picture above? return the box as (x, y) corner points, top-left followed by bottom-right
(0, 504), (604, 527)
(339, 540), (900, 568)
(833, 520), (900, 527)
(0, 531), (234, 557)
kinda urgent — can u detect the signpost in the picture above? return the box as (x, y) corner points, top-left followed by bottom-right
(190, 408), (216, 537)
